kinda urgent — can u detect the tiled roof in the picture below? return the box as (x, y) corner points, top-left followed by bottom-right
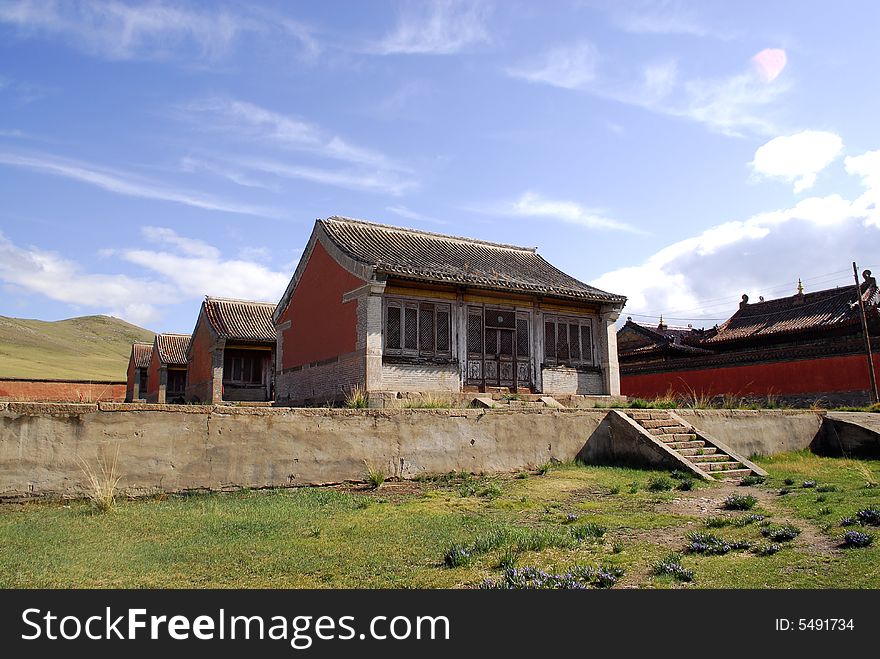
(319, 216), (626, 304)
(706, 277), (879, 345)
(203, 297), (276, 342)
(155, 333), (190, 365)
(618, 320), (713, 359)
(130, 342), (153, 369)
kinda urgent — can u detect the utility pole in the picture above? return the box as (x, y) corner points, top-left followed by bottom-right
(853, 262), (879, 404)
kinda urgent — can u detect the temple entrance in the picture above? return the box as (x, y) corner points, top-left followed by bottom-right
(466, 306), (532, 391)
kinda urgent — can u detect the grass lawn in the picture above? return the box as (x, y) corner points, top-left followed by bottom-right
(2, 452), (879, 588)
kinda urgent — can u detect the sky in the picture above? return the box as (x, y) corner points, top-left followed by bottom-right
(1, 0), (879, 334)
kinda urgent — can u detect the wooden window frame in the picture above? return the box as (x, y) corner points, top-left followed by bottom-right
(383, 297), (453, 360)
(543, 315), (595, 368)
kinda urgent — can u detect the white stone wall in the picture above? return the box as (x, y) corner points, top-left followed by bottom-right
(275, 350), (366, 405)
(381, 362), (461, 392)
(541, 366), (603, 395)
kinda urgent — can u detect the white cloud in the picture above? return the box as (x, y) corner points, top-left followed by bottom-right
(483, 191), (643, 234)
(0, 0), (316, 62)
(752, 131), (844, 192)
(845, 149), (880, 229)
(231, 157), (415, 196)
(385, 205), (446, 225)
(0, 227), (292, 326)
(507, 44), (788, 137)
(179, 156), (280, 192)
(120, 228), (288, 301)
(0, 150), (281, 217)
(507, 41), (599, 90)
(591, 149), (880, 323)
(179, 98), (417, 195)
(608, 0), (728, 39)
(373, 0), (490, 55)
(0, 232), (173, 326)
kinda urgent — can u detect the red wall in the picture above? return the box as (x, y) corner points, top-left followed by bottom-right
(622, 353), (880, 399)
(186, 313), (216, 396)
(0, 379), (126, 402)
(278, 240), (364, 369)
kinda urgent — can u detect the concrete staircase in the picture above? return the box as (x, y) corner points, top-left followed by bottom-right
(622, 410), (758, 481)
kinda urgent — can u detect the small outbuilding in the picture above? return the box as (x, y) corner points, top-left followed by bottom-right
(125, 341), (153, 402)
(186, 296), (276, 403)
(146, 333), (190, 404)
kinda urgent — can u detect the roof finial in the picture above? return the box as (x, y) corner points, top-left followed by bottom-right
(740, 294), (749, 309)
(797, 278), (804, 295)
(657, 315), (667, 331)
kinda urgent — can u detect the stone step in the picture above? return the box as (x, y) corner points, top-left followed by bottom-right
(657, 433), (697, 442)
(676, 447), (717, 457)
(648, 427), (690, 436)
(625, 411), (661, 420)
(711, 469), (754, 480)
(667, 440), (705, 450)
(688, 453), (729, 463)
(639, 419), (673, 429)
(701, 461), (743, 471)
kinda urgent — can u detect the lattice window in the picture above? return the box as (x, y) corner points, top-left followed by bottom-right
(580, 324), (593, 363)
(557, 323), (570, 361)
(543, 316), (595, 367)
(437, 309), (450, 352)
(419, 305), (435, 354)
(404, 307), (418, 351)
(468, 310), (483, 355)
(544, 321), (556, 360)
(386, 305), (402, 350)
(384, 298), (452, 358)
(500, 329), (513, 357)
(516, 318), (530, 357)
(485, 328), (498, 356)
(569, 323), (581, 361)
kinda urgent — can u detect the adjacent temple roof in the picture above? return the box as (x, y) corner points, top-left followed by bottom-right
(319, 216), (626, 304)
(705, 272), (879, 346)
(203, 296), (276, 342)
(130, 342), (153, 369)
(617, 319), (713, 359)
(154, 333), (191, 366)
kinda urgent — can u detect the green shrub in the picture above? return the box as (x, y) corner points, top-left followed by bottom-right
(364, 463), (386, 489)
(653, 553), (694, 582)
(676, 479), (694, 491)
(443, 544), (471, 568)
(723, 494), (757, 510)
(740, 474), (766, 486)
(761, 524), (801, 542)
(648, 476), (674, 492)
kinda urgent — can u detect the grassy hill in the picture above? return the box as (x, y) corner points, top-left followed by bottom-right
(0, 315), (155, 381)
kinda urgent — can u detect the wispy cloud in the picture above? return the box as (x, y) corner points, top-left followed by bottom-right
(0, 150), (281, 217)
(0, 0), (317, 62)
(179, 156), (280, 192)
(121, 226), (289, 301)
(372, 0), (491, 55)
(230, 157), (416, 196)
(0, 231), (175, 326)
(474, 191), (643, 234)
(506, 41), (599, 90)
(507, 43), (789, 137)
(178, 97), (418, 195)
(751, 131), (844, 193)
(607, 0), (732, 39)
(385, 205), (446, 225)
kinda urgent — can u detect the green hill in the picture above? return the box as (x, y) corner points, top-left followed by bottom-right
(0, 315), (155, 381)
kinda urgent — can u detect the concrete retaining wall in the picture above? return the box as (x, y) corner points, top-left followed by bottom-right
(0, 403), (829, 500)
(676, 409), (824, 457)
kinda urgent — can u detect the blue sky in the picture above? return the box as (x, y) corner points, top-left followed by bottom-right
(1, 0), (878, 333)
